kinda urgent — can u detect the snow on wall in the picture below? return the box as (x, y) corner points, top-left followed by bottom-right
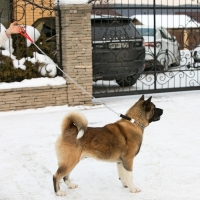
(131, 15), (200, 28)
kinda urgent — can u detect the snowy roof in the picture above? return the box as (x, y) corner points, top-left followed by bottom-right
(55, 0), (88, 4)
(91, 14), (129, 19)
(55, 0), (199, 5)
(131, 15), (200, 28)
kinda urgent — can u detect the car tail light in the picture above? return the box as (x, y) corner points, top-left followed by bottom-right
(144, 42), (161, 47)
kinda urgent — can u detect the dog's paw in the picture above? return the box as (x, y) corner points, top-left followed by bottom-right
(68, 182), (78, 189)
(129, 187), (141, 193)
(120, 181), (127, 188)
(65, 180), (78, 189)
(56, 190), (66, 196)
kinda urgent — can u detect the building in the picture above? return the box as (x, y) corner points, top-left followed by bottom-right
(132, 14), (200, 50)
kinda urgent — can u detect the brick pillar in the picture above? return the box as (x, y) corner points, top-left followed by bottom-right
(59, 4), (92, 106)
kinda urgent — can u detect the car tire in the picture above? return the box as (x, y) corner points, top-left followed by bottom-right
(174, 48), (181, 66)
(116, 75), (139, 87)
(156, 63), (165, 71)
(145, 60), (164, 71)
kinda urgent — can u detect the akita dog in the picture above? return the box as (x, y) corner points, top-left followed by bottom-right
(53, 95), (163, 196)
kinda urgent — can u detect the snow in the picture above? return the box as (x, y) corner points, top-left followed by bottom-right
(0, 77), (66, 89)
(23, 25), (40, 47)
(105, 0), (197, 5)
(56, 0), (198, 5)
(0, 90), (200, 200)
(132, 15), (200, 28)
(12, 57), (26, 70)
(57, 0), (88, 4)
(2, 51), (58, 77)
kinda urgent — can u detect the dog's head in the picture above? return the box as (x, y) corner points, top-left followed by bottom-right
(126, 95), (163, 126)
(139, 95), (163, 123)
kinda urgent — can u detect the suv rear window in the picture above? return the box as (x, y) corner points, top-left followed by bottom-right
(91, 18), (142, 42)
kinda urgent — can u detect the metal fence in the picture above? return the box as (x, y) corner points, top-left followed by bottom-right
(92, 0), (200, 97)
(1, 0), (200, 98)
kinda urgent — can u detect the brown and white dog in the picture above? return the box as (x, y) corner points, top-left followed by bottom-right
(53, 95), (163, 196)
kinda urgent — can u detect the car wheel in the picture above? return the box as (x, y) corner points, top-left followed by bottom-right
(116, 75), (139, 87)
(163, 60), (169, 70)
(175, 48), (181, 66)
(156, 63), (165, 71)
(145, 60), (164, 71)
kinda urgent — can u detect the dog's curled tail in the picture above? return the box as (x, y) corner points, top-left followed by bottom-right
(61, 111), (88, 139)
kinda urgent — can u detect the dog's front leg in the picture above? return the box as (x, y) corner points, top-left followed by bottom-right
(117, 162), (127, 187)
(122, 160), (141, 193)
(123, 169), (141, 193)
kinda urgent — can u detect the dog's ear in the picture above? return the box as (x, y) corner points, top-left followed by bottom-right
(139, 95), (144, 101)
(143, 96), (152, 112)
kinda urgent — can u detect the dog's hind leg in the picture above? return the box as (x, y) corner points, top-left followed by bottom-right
(53, 165), (69, 196)
(63, 173), (78, 189)
(53, 150), (81, 196)
(53, 163), (79, 196)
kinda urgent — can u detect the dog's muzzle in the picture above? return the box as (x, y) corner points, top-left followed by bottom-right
(149, 108), (163, 123)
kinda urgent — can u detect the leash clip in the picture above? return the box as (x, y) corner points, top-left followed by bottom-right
(19, 25), (33, 43)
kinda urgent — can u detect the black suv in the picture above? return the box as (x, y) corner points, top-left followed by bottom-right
(32, 16), (145, 86)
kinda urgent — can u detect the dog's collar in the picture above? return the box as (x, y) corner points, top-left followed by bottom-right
(120, 114), (145, 130)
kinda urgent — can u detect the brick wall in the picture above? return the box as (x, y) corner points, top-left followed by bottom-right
(0, 85), (68, 111)
(59, 4), (93, 106)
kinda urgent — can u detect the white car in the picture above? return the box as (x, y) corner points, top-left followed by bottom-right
(193, 46), (200, 68)
(136, 25), (180, 70)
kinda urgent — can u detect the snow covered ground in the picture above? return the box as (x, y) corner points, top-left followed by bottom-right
(0, 90), (200, 200)
(0, 77), (66, 90)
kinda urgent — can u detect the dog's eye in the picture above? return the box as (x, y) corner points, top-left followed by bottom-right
(146, 106), (151, 112)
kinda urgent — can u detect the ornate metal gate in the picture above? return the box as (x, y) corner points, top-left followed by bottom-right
(1, 0), (200, 98)
(92, 0), (200, 97)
